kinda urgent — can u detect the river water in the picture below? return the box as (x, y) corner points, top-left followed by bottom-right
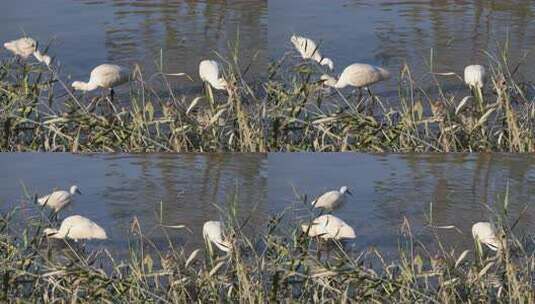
(0, 0), (267, 94)
(270, 0), (535, 95)
(0, 153), (533, 258)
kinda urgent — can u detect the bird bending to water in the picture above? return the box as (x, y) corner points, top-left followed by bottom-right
(38, 185), (81, 213)
(72, 64), (130, 101)
(203, 221), (232, 253)
(301, 215), (356, 240)
(44, 215), (107, 241)
(199, 60), (227, 91)
(321, 63), (390, 90)
(311, 186), (352, 211)
(4, 37), (51, 66)
(290, 35), (334, 70)
(464, 65), (486, 89)
(472, 222), (500, 251)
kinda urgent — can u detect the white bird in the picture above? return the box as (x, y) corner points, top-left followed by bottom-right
(472, 222), (500, 251)
(311, 186), (352, 211)
(37, 185), (81, 213)
(464, 65), (486, 88)
(199, 60), (227, 91)
(72, 64), (131, 101)
(321, 63), (390, 90)
(44, 215), (107, 241)
(4, 37), (51, 66)
(290, 35), (334, 70)
(301, 215), (356, 240)
(202, 221), (232, 253)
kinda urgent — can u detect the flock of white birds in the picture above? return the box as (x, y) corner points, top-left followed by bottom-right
(6, 33), (495, 253)
(36, 183), (502, 255)
(291, 34), (487, 94)
(3, 36), (229, 102)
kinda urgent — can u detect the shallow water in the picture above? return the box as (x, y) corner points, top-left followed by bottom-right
(270, 0), (535, 95)
(0, 0), (267, 94)
(268, 153), (535, 255)
(0, 153), (267, 255)
(1, 153), (533, 258)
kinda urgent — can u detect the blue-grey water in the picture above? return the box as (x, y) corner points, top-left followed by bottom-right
(0, 0), (267, 94)
(0, 153), (533, 258)
(270, 0), (535, 95)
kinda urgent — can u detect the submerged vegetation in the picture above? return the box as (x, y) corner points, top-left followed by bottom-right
(1, 39), (534, 152)
(0, 189), (533, 302)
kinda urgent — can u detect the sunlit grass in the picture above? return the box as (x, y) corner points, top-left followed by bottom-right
(0, 185), (533, 302)
(1, 39), (534, 152)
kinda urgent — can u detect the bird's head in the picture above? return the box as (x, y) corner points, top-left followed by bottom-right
(70, 185), (82, 195)
(320, 74), (337, 88)
(340, 186), (352, 196)
(43, 228), (59, 238)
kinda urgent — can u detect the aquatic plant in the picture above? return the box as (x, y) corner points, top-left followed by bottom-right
(0, 39), (533, 152)
(0, 188), (533, 303)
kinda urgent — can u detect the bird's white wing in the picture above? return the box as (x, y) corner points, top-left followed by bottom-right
(312, 191), (340, 209)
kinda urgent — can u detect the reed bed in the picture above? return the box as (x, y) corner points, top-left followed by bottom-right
(1, 40), (534, 152)
(0, 190), (533, 303)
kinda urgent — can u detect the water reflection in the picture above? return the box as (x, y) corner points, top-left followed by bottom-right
(0, 153), (267, 254)
(270, 0), (535, 94)
(268, 153), (534, 256)
(0, 0), (266, 92)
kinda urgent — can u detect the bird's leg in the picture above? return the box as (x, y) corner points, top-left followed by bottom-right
(110, 88), (115, 103)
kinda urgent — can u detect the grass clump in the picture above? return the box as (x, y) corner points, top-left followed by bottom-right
(0, 190), (533, 303)
(1, 39), (534, 152)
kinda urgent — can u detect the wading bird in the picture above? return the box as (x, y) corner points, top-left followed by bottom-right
(472, 222), (500, 251)
(311, 186), (352, 211)
(290, 34), (334, 70)
(464, 65), (486, 89)
(321, 63), (390, 95)
(44, 215), (107, 241)
(202, 221), (232, 253)
(301, 215), (356, 240)
(72, 64), (131, 101)
(38, 185), (81, 213)
(464, 65), (486, 111)
(4, 37), (51, 66)
(199, 60), (227, 91)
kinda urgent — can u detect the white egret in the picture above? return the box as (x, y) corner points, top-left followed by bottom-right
(464, 65), (486, 88)
(290, 35), (334, 70)
(44, 215), (107, 241)
(311, 186), (352, 211)
(199, 60), (227, 91)
(38, 185), (81, 213)
(321, 63), (390, 90)
(72, 64), (130, 101)
(202, 221), (232, 253)
(464, 65), (486, 112)
(4, 37), (51, 66)
(301, 215), (356, 240)
(472, 222), (500, 251)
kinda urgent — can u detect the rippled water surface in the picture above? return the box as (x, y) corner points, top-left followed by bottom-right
(1, 153), (533, 257)
(268, 153), (534, 255)
(1, 0), (267, 92)
(0, 153), (267, 254)
(270, 0), (535, 94)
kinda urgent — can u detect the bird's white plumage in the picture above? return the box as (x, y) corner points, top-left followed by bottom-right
(44, 215), (107, 240)
(4, 37), (51, 65)
(202, 221), (232, 252)
(37, 185), (81, 213)
(472, 222), (500, 251)
(321, 63), (390, 89)
(290, 35), (334, 70)
(301, 215), (356, 240)
(199, 60), (227, 91)
(464, 65), (486, 88)
(311, 186), (351, 211)
(4, 37), (37, 59)
(72, 64), (130, 92)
